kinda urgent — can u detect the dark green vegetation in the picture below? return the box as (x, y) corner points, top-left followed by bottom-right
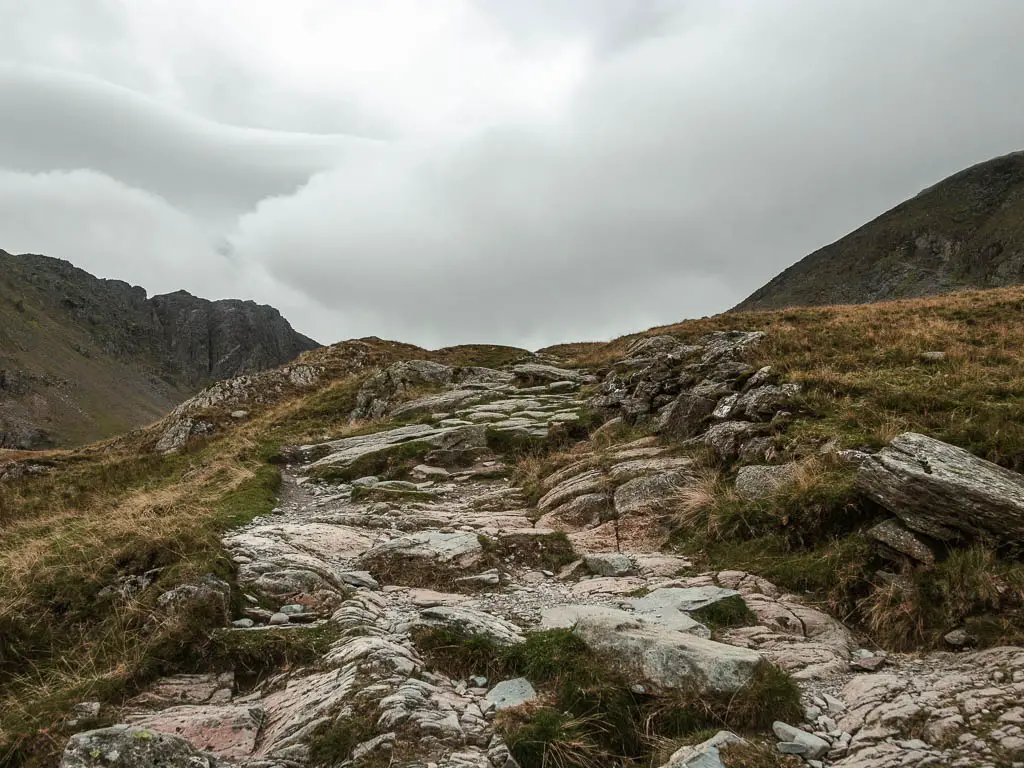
(0, 250), (318, 449)
(690, 595), (758, 632)
(207, 625), (343, 687)
(413, 626), (802, 768)
(734, 151), (1024, 312)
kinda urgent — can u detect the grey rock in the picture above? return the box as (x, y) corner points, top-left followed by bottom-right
(416, 606), (525, 645)
(699, 331), (766, 365)
(304, 423), (487, 476)
(544, 606), (762, 692)
(772, 722), (830, 760)
(512, 363), (584, 385)
(656, 393), (717, 440)
(537, 469), (606, 513)
(856, 432), (1024, 544)
(613, 469), (692, 516)
(704, 421), (759, 461)
(156, 575), (230, 625)
(455, 569), (502, 587)
(350, 360), (454, 421)
(359, 531), (483, 569)
(231, 618), (255, 629)
(584, 553), (635, 577)
(868, 518), (936, 564)
(944, 628), (977, 648)
(738, 384), (801, 421)
(339, 570), (381, 590)
(411, 464), (451, 481)
(485, 678), (537, 711)
(628, 586), (741, 614)
(734, 463), (798, 500)
(659, 730), (742, 768)
(268, 612), (290, 625)
(61, 726), (222, 767)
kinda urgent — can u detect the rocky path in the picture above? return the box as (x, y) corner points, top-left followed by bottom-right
(64, 352), (1024, 768)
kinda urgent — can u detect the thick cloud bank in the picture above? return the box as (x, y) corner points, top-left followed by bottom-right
(3, 1), (1024, 347)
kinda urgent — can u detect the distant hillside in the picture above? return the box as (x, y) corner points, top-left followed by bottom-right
(734, 151), (1024, 311)
(0, 251), (318, 448)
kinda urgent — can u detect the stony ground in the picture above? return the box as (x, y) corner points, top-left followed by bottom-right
(63, 346), (1024, 768)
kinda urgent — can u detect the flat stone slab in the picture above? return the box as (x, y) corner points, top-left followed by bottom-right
(359, 531), (483, 568)
(416, 606), (525, 645)
(126, 703), (264, 759)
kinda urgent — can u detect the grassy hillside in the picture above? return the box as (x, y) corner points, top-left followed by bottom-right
(2, 290), (1023, 764)
(0, 270), (187, 448)
(556, 285), (1024, 471)
(734, 151), (1024, 311)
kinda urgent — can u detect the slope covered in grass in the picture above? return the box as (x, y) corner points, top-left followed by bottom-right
(734, 151), (1024, 311)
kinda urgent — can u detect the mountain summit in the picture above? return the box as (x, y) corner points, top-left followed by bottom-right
(734, 151), (1024, 311)
(0, 251), (318, 449)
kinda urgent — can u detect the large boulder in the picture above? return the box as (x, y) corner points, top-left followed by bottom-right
(542, 606), (763, 693)
(856, 432), (1024, 543)
(613, 469), (692, 516)
(62, 726), (222, 767)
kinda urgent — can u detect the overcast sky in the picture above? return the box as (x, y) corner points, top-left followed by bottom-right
(2, 1), (1024, 349)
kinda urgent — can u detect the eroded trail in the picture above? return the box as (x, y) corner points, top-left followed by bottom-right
(74, 348), (1024, 768)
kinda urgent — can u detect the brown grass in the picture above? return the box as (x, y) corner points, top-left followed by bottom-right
(559, 286), (1024, 469)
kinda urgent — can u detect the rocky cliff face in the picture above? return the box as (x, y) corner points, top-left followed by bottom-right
(0, 251), (318, 448)
(734, 151), (1024, 311)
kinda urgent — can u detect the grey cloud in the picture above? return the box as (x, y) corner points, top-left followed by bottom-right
(3, 1), (1024, 349)
(0, 65), (374, 217)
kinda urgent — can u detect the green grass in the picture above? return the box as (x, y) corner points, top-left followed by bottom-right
(413, 625), (801, 768)
(205, 624), (343, 684)
(690, 595), (757, 631)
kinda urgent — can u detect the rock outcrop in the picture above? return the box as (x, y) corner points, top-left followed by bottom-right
(0, 251), (318, 448)
(856, 432), (1024, 544)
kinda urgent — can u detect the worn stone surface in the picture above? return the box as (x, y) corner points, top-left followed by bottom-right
(76, 343), (1024, 768)
(61, 726), (223, 767)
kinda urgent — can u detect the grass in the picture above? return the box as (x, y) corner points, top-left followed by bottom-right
(861, 546), (1024, 650)
(690, 595), (757, 632)
(666, 448), (1024, 648)
(308, 694), (381, 767)
(0, 369), (372, 766)
(205, 624), (343, 687)
(413, 625), (801, 768)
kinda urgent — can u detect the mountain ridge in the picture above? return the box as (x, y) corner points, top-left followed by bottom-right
(733, 150), (1024, 311)
(0, 250), (319, 448)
